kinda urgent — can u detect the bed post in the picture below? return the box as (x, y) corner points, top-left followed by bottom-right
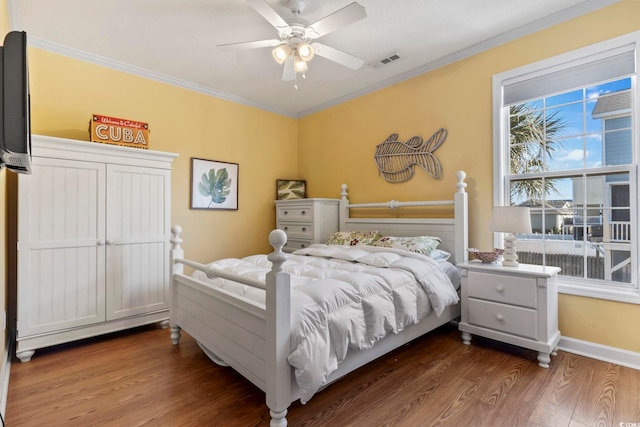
(454, 171), (469, 264)
(339, 184), (349, 231)
(265, 229), (291, 427)
(169, 225), (183, 345)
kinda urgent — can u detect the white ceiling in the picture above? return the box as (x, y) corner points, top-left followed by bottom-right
(8, 0), (619, 117)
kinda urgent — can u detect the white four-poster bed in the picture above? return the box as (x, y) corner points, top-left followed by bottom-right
(169, 171), (469, 426)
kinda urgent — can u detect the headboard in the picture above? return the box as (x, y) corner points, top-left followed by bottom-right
(338, 171), (468, 265)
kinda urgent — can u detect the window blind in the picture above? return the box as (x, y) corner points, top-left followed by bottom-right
(503, 45), (636, 106)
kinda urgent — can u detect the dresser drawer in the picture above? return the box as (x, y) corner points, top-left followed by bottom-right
(277, 222), (313, 238)
(467, 271), (537, 309)
(276, 205), (313, 221)
(283, 238), (313, 252)
(468, 298), (538, 339)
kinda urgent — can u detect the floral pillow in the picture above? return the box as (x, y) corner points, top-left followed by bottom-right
(326, 230), (382, 246)
(372, 235), (442, 256)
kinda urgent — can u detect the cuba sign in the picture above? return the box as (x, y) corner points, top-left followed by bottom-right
(90, 114), (149, 149)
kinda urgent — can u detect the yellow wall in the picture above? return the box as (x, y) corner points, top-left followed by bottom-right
(1, 0), (9, 369)
(299, 0), (640, 353)
(27, 49), (298, 262)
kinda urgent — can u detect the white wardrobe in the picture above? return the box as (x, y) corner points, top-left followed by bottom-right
(16, 135), (177, 362)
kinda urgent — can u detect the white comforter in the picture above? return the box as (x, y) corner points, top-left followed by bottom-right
(192, 244), (459, 403)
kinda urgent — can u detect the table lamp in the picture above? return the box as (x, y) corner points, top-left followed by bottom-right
(490, 206), (532, 267)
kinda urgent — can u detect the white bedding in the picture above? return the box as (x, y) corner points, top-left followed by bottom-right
(192, 244), (460, 403)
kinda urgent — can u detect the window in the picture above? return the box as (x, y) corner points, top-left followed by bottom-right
(493, 31), (639, 303)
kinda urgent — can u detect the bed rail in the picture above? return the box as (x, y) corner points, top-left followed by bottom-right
(175, 256), (266, 290)
(169, 226), (292, 427)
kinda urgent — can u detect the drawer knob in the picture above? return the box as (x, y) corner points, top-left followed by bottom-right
(496, 285), (505, 292)
(301, 244), (306, 248)
(496, 314), (504, 321)
(301, 210), (306, 215)
(283, 226), (288, 231)
(302, 227), (307, 232)
(283, 210), (288, 215)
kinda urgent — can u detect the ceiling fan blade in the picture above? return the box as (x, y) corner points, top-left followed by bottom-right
(305, 2), (366, 39)
(282, 56), (296, 81)
(311, 42), (364, 70)
(217, 39), (283, 50)
(247, 0), (292, 36)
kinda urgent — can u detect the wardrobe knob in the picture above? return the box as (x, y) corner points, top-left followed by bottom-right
(496, 285), (504, 292)
(496, 314), (504, 321)
(106, 240), (114, 245)
(97, 240), (106, 246)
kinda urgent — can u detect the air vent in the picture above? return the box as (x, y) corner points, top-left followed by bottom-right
(369, 52), (401, 69)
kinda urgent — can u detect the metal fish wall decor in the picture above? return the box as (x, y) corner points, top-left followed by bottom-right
(374, 128), (447, 183)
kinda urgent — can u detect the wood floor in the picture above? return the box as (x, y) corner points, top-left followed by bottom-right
(6, 322), (640, 426)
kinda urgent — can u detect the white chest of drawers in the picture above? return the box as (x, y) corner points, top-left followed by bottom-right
(458, 262), (561, 368)
(275, 198), (339, 252)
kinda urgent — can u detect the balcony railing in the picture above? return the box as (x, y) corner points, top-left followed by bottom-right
(608, 221), (631, 242)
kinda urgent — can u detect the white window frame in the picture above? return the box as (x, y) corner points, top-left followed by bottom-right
(492, 30), (640, 304)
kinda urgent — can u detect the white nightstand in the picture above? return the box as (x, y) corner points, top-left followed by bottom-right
(275, 198), (339, 252)
(458, 262), (561, 368)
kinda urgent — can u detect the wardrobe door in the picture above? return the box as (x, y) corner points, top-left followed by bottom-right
(105, 164), (171, 320)
(17, 157), (106, 337)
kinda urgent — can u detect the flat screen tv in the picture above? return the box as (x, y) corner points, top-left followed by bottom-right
(0, 30), (31, 174)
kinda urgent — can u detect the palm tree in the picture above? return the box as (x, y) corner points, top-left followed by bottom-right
(509, 103), (566, 203)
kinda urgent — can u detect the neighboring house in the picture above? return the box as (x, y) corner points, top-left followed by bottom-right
(585, 89), (632, 243)
(564, 90), (632, 241)
(571, 90), (633, 280)
(517, 199), (573, 234)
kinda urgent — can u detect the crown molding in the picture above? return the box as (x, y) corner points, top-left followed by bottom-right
(297, 0), (622, 117)
(7, 0), (621, 119)
(28, 37), (298, 118)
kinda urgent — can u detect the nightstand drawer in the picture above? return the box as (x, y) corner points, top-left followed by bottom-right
(277, 222), (313, 238)
(467, 271), (537, 308)
(283, 238), (313, 252)
(276, 206), (313, 221)
(468, 298), (537, 339)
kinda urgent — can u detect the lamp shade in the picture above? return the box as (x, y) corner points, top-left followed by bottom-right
(490, 206), (532, 234)
(272, 45), (291, 64)
(293, 55), (308, 72)
(297, 42), (315, 61)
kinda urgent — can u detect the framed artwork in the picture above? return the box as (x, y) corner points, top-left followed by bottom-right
(276, 179), (306, 200)
(191, 158), (239, 210)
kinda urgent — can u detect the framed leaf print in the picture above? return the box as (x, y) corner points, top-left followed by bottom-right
(191, 158), (238, 210)
(276, 179), (306, 200)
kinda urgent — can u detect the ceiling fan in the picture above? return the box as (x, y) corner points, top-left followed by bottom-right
(218, 0), (367, 84)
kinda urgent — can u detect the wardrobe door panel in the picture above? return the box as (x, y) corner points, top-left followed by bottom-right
(105, 164), (170, 320)
(17, 158), (106, 337)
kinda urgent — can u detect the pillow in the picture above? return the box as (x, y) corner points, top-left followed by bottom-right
(429, 249), (451, 262)
(326, 230), (382, 246)
(372, 235), (442, 256)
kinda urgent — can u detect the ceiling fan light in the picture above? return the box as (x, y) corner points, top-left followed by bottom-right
(297, 42), (315, 61)
(294, 56), (308, 73)
(272, 45), (291, 64)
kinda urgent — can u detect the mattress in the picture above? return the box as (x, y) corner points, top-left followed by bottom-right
(192, 243), (460, 402)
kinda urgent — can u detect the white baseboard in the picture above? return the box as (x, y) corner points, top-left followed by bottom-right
(558, 336), (640, 370)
